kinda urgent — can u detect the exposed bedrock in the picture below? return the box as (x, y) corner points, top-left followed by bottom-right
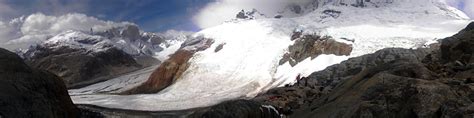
(123, 37), (214, 94)
(0, 48), (79, 118)
(280, 31), (353, 66)
(23, 45), (142, 89)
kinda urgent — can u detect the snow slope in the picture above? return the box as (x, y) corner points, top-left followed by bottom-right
(71, 0), (471, 111)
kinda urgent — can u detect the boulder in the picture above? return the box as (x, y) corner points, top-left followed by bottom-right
(0, 48), (79, 117)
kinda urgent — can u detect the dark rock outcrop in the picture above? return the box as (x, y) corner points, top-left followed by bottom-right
(191, 100), (281, 118)
(95, 25), (141, 41)
(23, 45), (142, 88)
(280, 32), (353, 66)
(124, 37), (214, 94)
(235, 9), (266, 20)
(0, 48), (79, 117)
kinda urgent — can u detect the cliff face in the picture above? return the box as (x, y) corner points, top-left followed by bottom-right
(0, 48), (79, 118)
(124, 37), (214, 94)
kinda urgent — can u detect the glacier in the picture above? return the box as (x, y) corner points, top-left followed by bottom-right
(70, 0), (471, 111)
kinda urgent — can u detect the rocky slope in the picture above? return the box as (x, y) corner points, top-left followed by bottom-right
(20, 25), (190, 88)
(200, 22), (474, 118)
(0, 48), (79, 117)
(22, 37), (142, 89)
(123, 36), (214, 94)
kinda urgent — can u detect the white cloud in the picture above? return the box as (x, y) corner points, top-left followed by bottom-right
(463, 0), (474, 18)
(21, 13), (133, 35)
(0, 13), (134, 50)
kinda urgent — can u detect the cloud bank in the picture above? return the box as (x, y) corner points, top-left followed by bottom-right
(0, 13), (133, 50)
(464, 0), (474, 18)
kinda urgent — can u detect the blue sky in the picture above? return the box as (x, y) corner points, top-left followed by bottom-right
(0, 0), (213, 32)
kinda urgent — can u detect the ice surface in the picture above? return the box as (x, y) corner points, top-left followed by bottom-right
(70, 1), (471, 111)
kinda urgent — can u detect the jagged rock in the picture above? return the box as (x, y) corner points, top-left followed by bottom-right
(0, 48), (79, 117)
(235, 9), (266, 20)
(95, 25), (140, 41)
(280, 33), (353, 66)
(191, 100), (281, 118)
(236, 10), (249, 19)
(215, 43), (226, 52)
(307, 48), (431, 89)
(121, 25), (141, 41)
(23, 45), (142, 88)
(124, 37), (214, 94)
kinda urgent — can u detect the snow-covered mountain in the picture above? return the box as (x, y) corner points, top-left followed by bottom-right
(20, 24), (190, 60)
(3, 14), (193, 88)
(71, 0), (471, 111)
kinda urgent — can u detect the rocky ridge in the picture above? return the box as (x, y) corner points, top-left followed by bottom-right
(0, 48), (79, 117)
(20, 25), (191, 88)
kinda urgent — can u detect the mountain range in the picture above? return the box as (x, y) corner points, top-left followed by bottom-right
(0, 0), (472, 117)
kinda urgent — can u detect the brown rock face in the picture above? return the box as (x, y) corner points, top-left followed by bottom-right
(280, 32), (353, 66)
(124, 37), (214, 94)
(123, 50), (194, 94)
(0, 48), (79, 118)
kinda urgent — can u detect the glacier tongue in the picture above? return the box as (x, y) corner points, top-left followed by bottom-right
(70, 1), (471, 111)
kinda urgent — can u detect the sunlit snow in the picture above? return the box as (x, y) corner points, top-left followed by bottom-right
(70, 1), (471, 111)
